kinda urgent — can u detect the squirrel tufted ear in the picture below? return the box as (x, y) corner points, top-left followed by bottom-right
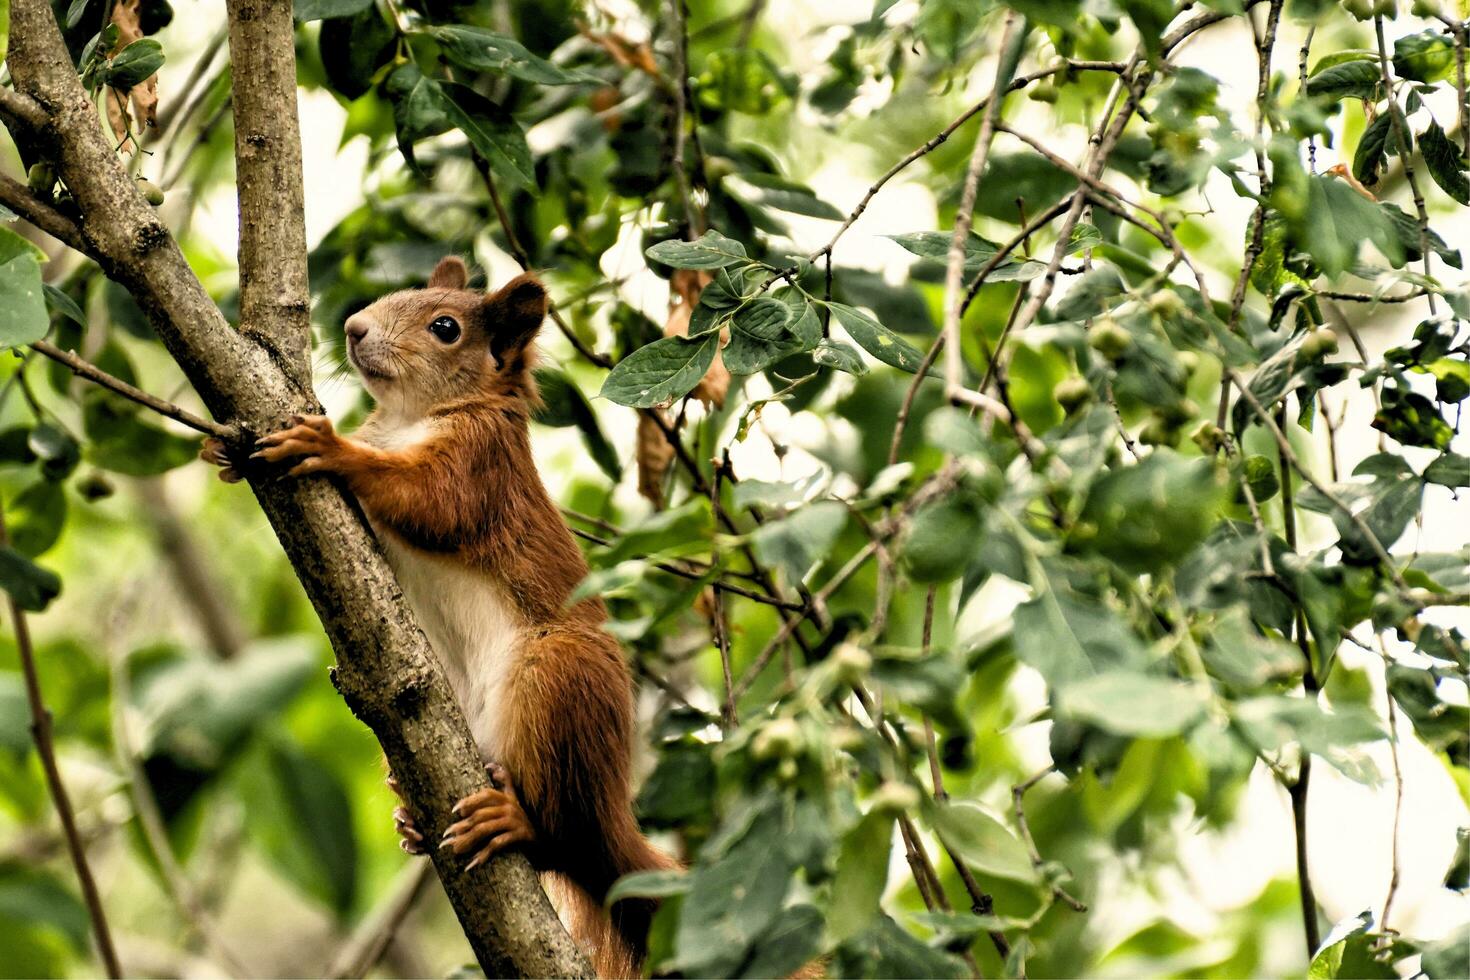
(428, 256), (469, 290)
(483, 273), (549, 370)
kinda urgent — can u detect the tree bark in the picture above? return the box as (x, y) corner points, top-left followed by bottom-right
(5, 1), (592, 974)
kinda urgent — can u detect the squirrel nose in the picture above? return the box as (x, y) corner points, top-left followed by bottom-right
(345, 313), (372, 344)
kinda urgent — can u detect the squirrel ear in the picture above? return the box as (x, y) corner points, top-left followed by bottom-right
(484, 273), (548, 369)
(428, 256), (469, 290)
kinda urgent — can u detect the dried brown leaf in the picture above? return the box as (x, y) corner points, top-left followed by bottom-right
(636, 410), (674, 507)
(107, 0), (159, 153)
(667, 269), (729, 409)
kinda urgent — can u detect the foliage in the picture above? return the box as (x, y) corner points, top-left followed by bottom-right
(1, 0), (1468, 977)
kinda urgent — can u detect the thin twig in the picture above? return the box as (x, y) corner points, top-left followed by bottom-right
(1376, 639), (1405, 938)
(0, 503), (122, 978)
(666, 0), (702, 235)
(565, 525), (802, 611)
(1372, 15), (1436, 315)
(110, 634), (249, 976)
(475, 158), (613, 368)
(326, 861), (435, 979)
(1011, 768), (1086, 912)
(711, 456), (736, 729)
(30, 340), (235, 439)
(1224, 367), (1406, 587)
(942, 11), (1021, 406)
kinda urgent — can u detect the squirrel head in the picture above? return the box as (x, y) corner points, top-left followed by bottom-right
(343, 257), (548, 413)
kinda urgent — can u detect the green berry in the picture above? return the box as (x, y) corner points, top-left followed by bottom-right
(871, 782), (921, 815)
(1054, 377), (1093, 414)
(1300, 328), (1339, 360)
(1087, 317), (1132, 361)
(753, 718), (803, 760)
(137, 178), (165, 206)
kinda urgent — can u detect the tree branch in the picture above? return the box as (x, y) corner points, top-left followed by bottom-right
(225, 0), (313, 380)
(0, 84), (51, 131)
(30, 340), (235, 439)
(0, 173), (93, 254)
(6, 0), (591, 972)
(0, 504), (122, 978)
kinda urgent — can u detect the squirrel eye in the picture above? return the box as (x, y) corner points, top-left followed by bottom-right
(428, 315), (461, 344)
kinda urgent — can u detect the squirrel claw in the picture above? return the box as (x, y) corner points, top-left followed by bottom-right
(441, 763), (535, 868)
(199, 437), (242, 483)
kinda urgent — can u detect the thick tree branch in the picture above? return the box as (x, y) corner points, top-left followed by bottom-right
(0, 173), (93, 254)
(6, 0), (591, 973)
(0, 84), (51, 131)
(225, 0), (313, 383)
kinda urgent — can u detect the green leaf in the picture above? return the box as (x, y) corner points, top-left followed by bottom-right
(103, 37), (163, 89)
(812, 338), (867, 375)
(82, 389), (198, 475)
(0, 0), (9, 70)
(637, 741), (714, 825)
(1393, 30), (1456, 83)
(599, 335), (719, 408)
(1077, 451), (1229, 574)
(1308, 912), (1397, 979)
(27, 422), (79, 481)
(1013, 590), (1148, 688)
(1058, 672), (1207, 737)
(1300, 175), (1404, 276)
(133, 639), (318, 769)
(1232, 696), (1385, 779)
(836, 913), (968, 979)
(0, 226), (47, 348)
(902, 492), (982, 584)
(927, 800), (1037, 884)
(723, 297), (804, 375)
(385, 64), (451, 170)
(870, 647), (966, 728)
(1424, 453), (1470, 487)
(1420, 923), (1470, 979)
(1304, 59), (1381, 101)
(1351, 110), (1394, 188)
(42, 284), (85, 327)
(749, 500), (846, 585)
(0, 862), (89, 950)
(425, 25), (597, 85)
(292, 0), (371, 21)
(533, 367), (621, 482)
(740, 904), (823, 980)
(249, 739), (358, 915)
(0, 546), (61, 611)
(438, 82), (535, 188)
(734, 173), (844, 220)
(827, 811), (893, 943)
(1420, 120), (1469, 206)
(674, 799), (794, 976)
(605, 869), (691, 906)
(645, 230), (750, 270)
(826, 302), (927, 373)
(6, 481), (66, 558)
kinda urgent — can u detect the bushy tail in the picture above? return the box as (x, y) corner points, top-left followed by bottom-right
(546, 825), (678, 979)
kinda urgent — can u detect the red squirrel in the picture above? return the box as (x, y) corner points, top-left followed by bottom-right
(204, 257), (672, 976)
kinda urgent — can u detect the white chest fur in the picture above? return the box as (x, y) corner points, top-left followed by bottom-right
(363, 414), (523, 762)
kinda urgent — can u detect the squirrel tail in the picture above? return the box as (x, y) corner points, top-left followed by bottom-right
(547, 822), (677, 979)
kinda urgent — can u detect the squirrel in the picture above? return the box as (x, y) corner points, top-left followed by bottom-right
(202, 257), (673, 977)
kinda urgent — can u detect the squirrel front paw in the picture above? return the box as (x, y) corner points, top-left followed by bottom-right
(198, 437), (243, 483)
(441, 763), (536, 871)
(252, 415), (341, 476)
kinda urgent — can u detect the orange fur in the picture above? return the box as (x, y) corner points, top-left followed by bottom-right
(250, 259), (673, 973)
